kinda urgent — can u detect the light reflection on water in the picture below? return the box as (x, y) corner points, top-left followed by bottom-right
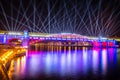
(8, 46), (118, 79)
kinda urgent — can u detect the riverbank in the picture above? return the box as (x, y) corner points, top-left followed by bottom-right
(0, 44), (26, 80)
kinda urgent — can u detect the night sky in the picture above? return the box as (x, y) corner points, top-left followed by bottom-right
(0, 0), (120, 37)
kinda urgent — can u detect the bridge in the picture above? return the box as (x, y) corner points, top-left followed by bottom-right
(0, 30), (118, 48)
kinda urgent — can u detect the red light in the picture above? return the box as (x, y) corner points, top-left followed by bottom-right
(102, 42), (107, 47)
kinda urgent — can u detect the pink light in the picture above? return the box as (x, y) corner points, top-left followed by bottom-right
(101, 49), (107, 74)
(93, 42), (100, 47)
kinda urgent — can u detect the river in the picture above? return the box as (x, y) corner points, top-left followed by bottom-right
(7, 46), (120, 80)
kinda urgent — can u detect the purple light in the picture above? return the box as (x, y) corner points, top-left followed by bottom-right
(52, 38), (57, 40)
(57, 38), (62, 40)
(72, 38), (75, 40)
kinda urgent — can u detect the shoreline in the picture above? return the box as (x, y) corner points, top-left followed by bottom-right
(0, 46), (26, 80)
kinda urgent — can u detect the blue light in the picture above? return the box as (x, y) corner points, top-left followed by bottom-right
(62, 38), (66, 40)
(76, 39), (80, 41)
(57, 38), (62, 40)
(113, 39), (116, 45)
(24, 30), (28, 38)
(52, 38), (56, 40)
(72, 38), (75, 40)
(3, 35), (7, 43)
(99, 36), (102, 41)
(67, 38), (71, 40)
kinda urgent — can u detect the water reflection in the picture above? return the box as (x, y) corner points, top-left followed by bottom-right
(8, 46), (118, 79)
(8, 56), (26, 80)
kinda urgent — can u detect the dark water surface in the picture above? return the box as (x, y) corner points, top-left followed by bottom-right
(8, 46), (120, 80)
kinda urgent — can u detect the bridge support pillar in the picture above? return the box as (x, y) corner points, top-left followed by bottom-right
(22, 30), (29, 48)
(107, 39), (109, 47)
(113, 39), (116, 47)
(3, 34), (7, 44)
(22, 39), (29, 48)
